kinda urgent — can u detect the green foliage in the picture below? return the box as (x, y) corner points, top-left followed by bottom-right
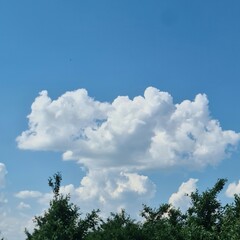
(141, 203), (185, 240)
(48, 172), (62, 199)
(140, 179), (228, 240)
(184, 178), (227, 240)
(85, 209), (143, 240)
(25, 175), (240, 240)
(25, 172), (99, 240)
(220, 194), (240, 239)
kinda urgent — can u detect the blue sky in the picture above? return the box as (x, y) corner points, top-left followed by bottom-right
(1, 0), (240, 239)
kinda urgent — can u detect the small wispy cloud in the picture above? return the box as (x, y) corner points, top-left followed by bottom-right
(15, 190), (43, 199)
(17, 202), (31, 210)
(0, 163), (7, 188)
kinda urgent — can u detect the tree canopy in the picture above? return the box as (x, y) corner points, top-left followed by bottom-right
(24, 174), (240, 240)
(25, 172), (99, 240)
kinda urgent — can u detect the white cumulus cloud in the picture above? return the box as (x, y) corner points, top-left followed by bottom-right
(16, 87), (240, 215)
(169, 178), (198, 212)
(226, 180), (240, 197)
(17, 87), (239, 170)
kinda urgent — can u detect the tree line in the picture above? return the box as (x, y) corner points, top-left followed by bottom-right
(14, 173), (240, 240)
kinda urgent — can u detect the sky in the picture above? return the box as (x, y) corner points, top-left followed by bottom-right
(1, 0), (240, 239)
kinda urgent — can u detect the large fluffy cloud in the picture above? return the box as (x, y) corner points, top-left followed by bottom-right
(17, 87), (239, 170)
(16, 87), (240, 214)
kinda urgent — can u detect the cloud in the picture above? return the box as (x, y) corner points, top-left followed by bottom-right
(0, 193), (7, 204)
(169, 178), (198, 212)
(17, 202), (31, 210)
(16, 87), (240, 215)
(73, 170), (156, 216)
(17, 89), (111, 152)
(0, 163), (8, 205)
(76, 170), (155, 200)
(0, 163), (7, 188)
(226, 180), (240, 197)
(0, 209), (33, 240)
(21, 170), (155, 217)
(17, 87), (239, 171)
(15, 190), (43, 199)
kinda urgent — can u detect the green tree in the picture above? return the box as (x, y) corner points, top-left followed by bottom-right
(26, 175), (240, 240)
(184, 178), (227, 240)
(85, 209), (143, 240)
(141, 203), (185, 240)
(220, 194), (240, 240)
(25, 172), (99, 240)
